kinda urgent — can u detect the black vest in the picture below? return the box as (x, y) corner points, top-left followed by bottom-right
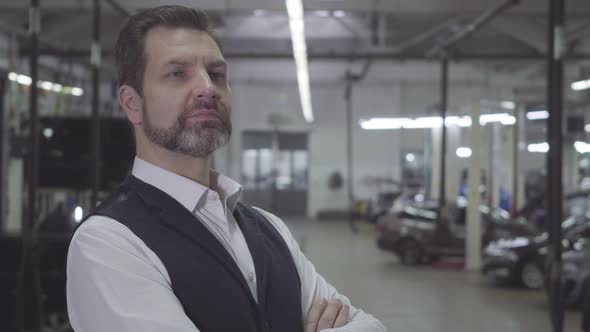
(82, 175), (303, 332)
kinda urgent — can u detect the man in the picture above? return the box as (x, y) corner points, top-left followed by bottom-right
(66, 5), (386, 332)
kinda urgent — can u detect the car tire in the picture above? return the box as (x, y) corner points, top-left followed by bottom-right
(398, 239), (423, 265)
(520, 260), (544, 289)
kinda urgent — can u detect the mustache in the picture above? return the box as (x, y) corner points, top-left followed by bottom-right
(191, 99), (217, 110)
(180, 100), (230, 126)
(182, 100), (222, 118)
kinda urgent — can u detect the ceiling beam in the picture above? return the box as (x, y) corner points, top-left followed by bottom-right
(427, 0), (520, 56)
(20, 47), (590, 61)
(489, 17), (546, 54)
(392, 18), (460, 53)
(103, 0), (131, 17)
(1, 0), (588, 14)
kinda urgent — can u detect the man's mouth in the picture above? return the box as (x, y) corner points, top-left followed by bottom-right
(185, 109), (221, 121)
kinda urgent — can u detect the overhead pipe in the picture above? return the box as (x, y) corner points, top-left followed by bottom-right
(427, 0), (520, 57)
(345, 60), (372, 233)
(0, 19), (68, 50)
(19, 47), (590, 61)
(392, 18), (460, 53)
(103, 0), (131, 17)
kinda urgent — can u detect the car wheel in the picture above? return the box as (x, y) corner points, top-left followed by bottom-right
(399, 239), (423, 265)
(520, 261), (544, 289)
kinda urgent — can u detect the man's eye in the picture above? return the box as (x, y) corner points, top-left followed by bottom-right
(169, 71), (186, 79)
(210, 71), (226, 80)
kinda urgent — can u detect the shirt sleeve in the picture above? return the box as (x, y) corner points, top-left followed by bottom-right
(253, 208), (387, 332)
(66, 215), (200, 332)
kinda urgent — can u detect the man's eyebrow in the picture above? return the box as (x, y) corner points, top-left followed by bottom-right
(207, 60), (227, 69)
(162, 58), (194, 67)
(161, 58), (226, 69)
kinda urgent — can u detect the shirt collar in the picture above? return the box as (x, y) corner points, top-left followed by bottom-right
(131, 157), (242, 213)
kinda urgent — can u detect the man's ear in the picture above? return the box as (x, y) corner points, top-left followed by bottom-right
(119, 85), (144, 125)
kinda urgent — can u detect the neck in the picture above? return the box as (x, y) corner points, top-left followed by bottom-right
(137, 142), (211, 188)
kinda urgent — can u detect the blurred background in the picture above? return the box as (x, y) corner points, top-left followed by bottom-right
(0, 0), (589, 331)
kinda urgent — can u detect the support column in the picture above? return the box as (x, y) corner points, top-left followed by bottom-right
(466, 101), (482, 271)
(430, 126), (441, 200)
(90, 0), (101, 208)
(547, 0), (565, 331)
(345, 75), (358, 233)
(512, 104), (523, 215)
(0, 75), (7, 230)
(487, 124), (495, 207)
(17, 0), (42, 330)
(439, 56), (449, 210)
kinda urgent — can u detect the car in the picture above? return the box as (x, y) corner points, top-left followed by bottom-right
(551, 235), (590, 307)
(483, 216), (590, 289)
(376, 201), (536, 265)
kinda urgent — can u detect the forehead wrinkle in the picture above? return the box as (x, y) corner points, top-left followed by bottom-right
(143, 28), (226, 79)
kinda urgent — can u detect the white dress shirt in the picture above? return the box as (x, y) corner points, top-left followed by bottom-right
(66, 157), (386, 332)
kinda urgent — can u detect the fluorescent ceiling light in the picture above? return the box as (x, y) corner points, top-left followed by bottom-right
(71, 87), (84, 96)
(479, 113), (516, 125)
(501, 101), (516, 110)
(74, 206), (83, 222)
(445, 116), (472, 127)
(571, 79), (590, 91)
(526, 110), (549, 120)
(359, 113), (515, 130)
(286, 0), (314, 123)
(526, 141), (590, 154)
(16, 74), (32, 86)
(42, 128), (54, 139)
(333, 10), (346, 18)
(314, 10), (330, 17)
(575, 141), (590, 154)
(528, 142), (549, 153)
(39, 80), (53, 91)
(253, 9), (267, 16)
(360, 118), (405, 130)
(405, 117), (443, 129)
(456, 147), (472, 158)
(6, 72), (82, 96)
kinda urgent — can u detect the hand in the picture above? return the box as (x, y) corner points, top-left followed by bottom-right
(304, 299), (350, 332)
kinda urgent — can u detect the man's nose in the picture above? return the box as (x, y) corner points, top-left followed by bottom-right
(191, 69), (218, 100)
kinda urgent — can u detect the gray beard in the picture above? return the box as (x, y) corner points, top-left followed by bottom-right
(142, 108), (231, 158)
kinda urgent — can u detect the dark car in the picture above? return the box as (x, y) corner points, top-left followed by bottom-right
(483, 217), (589, 289)
(376, 201), (536, 265)
(555, 236), (590, 307)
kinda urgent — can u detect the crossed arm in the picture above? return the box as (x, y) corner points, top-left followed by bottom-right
(67, 213), (386, 332)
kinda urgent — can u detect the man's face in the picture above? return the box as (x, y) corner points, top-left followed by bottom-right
(139, 26), (232, 158)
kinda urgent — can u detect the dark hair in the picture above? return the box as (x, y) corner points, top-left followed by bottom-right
(115, 5), (221, 94)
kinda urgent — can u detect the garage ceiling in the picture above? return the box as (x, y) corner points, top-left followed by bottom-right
(0, 0), (588, 96)
(0, 0), (589, 58)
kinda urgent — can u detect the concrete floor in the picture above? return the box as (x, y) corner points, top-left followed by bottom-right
(287, 218), (583, 332)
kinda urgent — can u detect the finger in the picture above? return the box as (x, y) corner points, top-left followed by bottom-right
(316, 300), (343, 332)
(333, 303), (350, 328)
(304, 299), (328, 332)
